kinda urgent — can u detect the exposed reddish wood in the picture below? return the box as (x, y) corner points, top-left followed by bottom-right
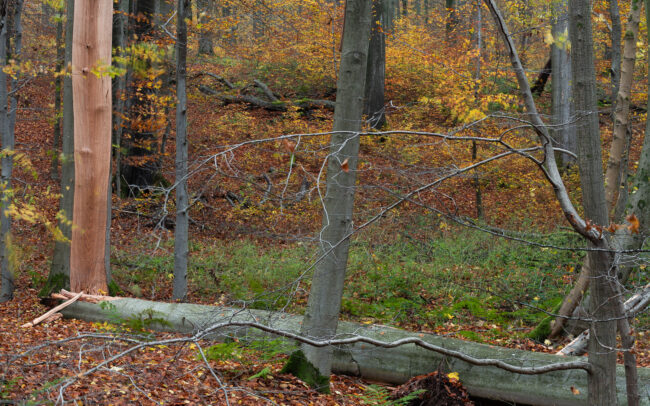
(21, 291), (83, 328)
(55, 289), (119, 303)
(70, 0), (113, 294)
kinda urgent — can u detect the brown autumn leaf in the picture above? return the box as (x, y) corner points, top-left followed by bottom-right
(570, 386), (580, 395)
(627, 214), (640, 234)
(341, 158), (349, 173)
(282, 139), (296, 153)
(606, 223), (622, 233)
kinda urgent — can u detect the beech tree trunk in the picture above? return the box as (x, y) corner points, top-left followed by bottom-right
(197, 0), (213, 55)
(568, 2), (618, 404)
(610, 0), (622, 105)
(173, 0), (189, 301)
(48, 0), (75, 294)
(70, 0), (112, 294)
(300, 0), (371, 389)
(550, 0), (575, 168)
(605, 0), (643, 211)
(364, 0), (386, 129)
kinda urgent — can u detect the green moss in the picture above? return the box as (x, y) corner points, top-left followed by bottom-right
(108, 279), (124, 296)
(527, 315), (552, 342)
(281, 350), (330, 393)
(38, 272), (68, 297)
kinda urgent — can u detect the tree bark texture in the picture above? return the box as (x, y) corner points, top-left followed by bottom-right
(0, 0), (12, 302)
(70, 0), (112, 294)
(550, 0), (575, 168)
(610, 0), (622, 105)
(364, 0), (386, 129)
(173, 0), (190, 301)
(300, 0), (371, 385)
(60, 298), (650, 406)
(568, 2), (618, 404)
(49, 0), (75, 292)
(197, 0), (214, 55)
(605, 0), (643, 211)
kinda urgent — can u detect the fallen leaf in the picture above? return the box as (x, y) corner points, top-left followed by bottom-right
(570, 386), (580, 395)
(341, 158), (349, 172)
(627, 214), (640, 234)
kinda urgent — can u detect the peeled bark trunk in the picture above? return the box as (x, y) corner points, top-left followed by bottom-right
(48, 0), (75, 294)
(568, 2), (618, 404)
(173, 0), (189, 302)
(70, 0), (112, 294)
(299, 0), (372, 389)
(605, 0), (643, 211)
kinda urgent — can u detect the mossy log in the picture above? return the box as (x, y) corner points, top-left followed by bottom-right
(60, 298), (650, 406)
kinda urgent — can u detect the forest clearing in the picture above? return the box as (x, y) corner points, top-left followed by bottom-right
(0, 0), (649, 404)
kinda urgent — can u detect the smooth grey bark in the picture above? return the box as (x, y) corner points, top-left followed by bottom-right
(551, 0), (575, 168)
(0, 0), (22, 302)
(112, 0), (128, 198)
(300, 0), (371, 386)
(610, 0), (622, 105)
(568, 2), (618, 404)
(364, 0), (386, 129)
(0, 0), (12, 302)
(172, 0), (189, 301)
(48, 0), (74, 293)
(60, 298), (650, 406)
(51, 14), (64, 180)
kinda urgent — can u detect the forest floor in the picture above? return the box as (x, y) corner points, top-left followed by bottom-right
(1, 65), (649, 404)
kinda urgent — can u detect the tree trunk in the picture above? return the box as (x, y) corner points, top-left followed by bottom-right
(51, 14), (64, 180)
(70, 0), (112, 294)
(0, 0), (13, 302)
(445, 0), (458, 38)
(610, 0), (622, 105)
(364, 0), (386, 129)
(60, 298), (650, 406)
(173, 0), (189, 302)
(197, 0), (213, 55)
(568, 1), (618, 404)
(48, 0), (75, 295)
(551, 0), (575, 168)
(605, 0), (643, 211)
(112, 0), (128, 198)
(299, 0), (371, 390)
(120, 0), (162, 192)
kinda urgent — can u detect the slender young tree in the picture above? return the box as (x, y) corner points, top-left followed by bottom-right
(364, 0), (386, 129)
(70, 0), (112, 294)
(604, 0), (643, 213)
(610, 0), (622, 105)
(47, 0), (75, 294)
(297, 0), (372, 391)
(173, 0), (190, 301)
(0, 0), (22, 302)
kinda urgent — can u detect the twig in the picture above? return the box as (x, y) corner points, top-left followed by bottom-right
(21, 291), (83, 328)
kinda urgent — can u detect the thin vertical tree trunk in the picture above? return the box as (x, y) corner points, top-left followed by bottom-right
(364, 0), (386, 129)
(173, 0), (189, 302)
(445, 0), (458, 38)
(605, 0), (643, 211)
(299, 0), (371, 390)
(197, 0), (213, 55)
(51, 15), (64, 180)
(610, 0), (622, 105)
(568, 1), (618, 404)
(48, 0), (75, 294)
(112, 0), (128, 198)
(0, 0), (12, 302)
(70, 0), (112, 294)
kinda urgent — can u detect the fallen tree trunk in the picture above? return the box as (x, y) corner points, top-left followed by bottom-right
(198, 85), (336, 112)
(60, 298), (650, 406)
